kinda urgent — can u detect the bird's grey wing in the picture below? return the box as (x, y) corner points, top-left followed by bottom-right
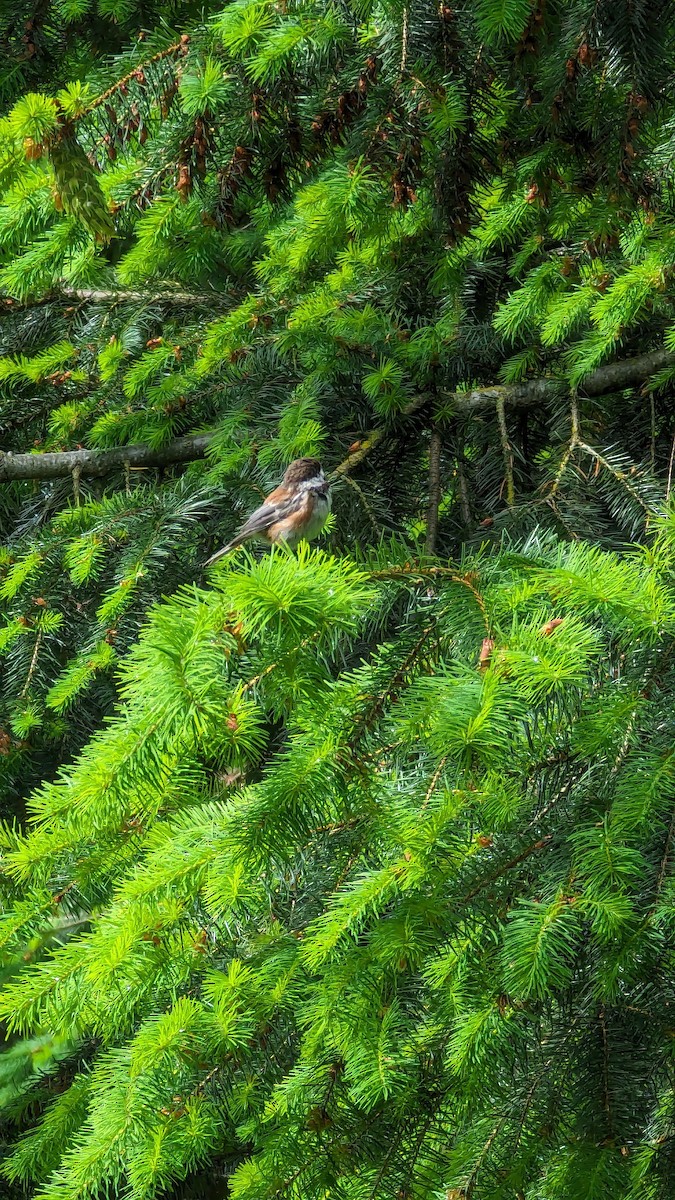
(204, 494), (299, 565)
(231, 500), (280, 541)
(234, 488), (307, 538)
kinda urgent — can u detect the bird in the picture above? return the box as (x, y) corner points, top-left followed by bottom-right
(204, 457), (331, 566)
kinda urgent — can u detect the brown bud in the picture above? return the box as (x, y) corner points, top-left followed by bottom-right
(24, 137), (44, 161)
(306, 1107), (332, 1131)
(176, 163), (192, 201)
(478, 637), (494, 670)
(577, 42), (590, 64)
(539, 617), (565, 636)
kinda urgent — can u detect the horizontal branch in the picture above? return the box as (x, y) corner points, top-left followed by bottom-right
(1, 289), (231, 310)
(442, 346), (675, 413)
(583, 347), (675, 395)
(448, 378), (557, 413)
(55, 288), (228, 308)
(0, 346), (671, 483)
(0, 435), (212, 482)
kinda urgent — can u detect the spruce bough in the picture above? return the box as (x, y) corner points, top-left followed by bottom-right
(0, 536), (674, 1198)
(3, 0), (675, 1196)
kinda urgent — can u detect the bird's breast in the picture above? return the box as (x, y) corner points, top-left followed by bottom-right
(304, 490), (330, 538)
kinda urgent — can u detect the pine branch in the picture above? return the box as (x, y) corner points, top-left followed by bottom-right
(54, 288), (230, 307)
(1, 289), (231, 308)
(0, 435), (212, 481)
(77, 39), (189, 118)
(581, 348), (675, 394)
(0, 347), (670, 482)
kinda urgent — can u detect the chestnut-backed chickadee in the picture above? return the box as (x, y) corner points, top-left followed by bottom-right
(204, 457), (331, 565)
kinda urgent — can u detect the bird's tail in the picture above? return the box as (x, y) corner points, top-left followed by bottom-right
(203, 540), (237, 567)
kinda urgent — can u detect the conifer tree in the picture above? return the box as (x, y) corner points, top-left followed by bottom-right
(2, 1), (675, 1197)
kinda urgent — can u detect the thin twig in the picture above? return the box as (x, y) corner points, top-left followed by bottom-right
(369, 566), (490, 633)
(549, 394), (580, 497)
(577, 439), (652, 514)
(425, 427), (442, 553)
(456, 448), (472, 530)
(496, 397), (514, 506)
(20, 633), (43, 699)
(655, 806), (675, 901)
(422, 754), (448, 811)
(523, 769), (583, 831)
(242, 632), (322, 693)
(667, 432), (675, 501)
(342, 474), (380, 539)
(462, 836), (552, 903)
(400, 6), (409, 73)
(465, 1116), (507, 1199)
(77, 40), (188, 118)
(599, 1005), (613, 1136)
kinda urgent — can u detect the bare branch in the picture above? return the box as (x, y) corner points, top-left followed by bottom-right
(583, 347), (674, 394)
(0, 346), (670, 484)
(425, 427), (442, 553)
(1, 288), (231, 309)
(496, 397), (514, 506)
(0, 435), (212, 482)
(55, 288), (228, 307)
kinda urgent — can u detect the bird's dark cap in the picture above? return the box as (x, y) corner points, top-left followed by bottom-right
(283, 457), (324, 484)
